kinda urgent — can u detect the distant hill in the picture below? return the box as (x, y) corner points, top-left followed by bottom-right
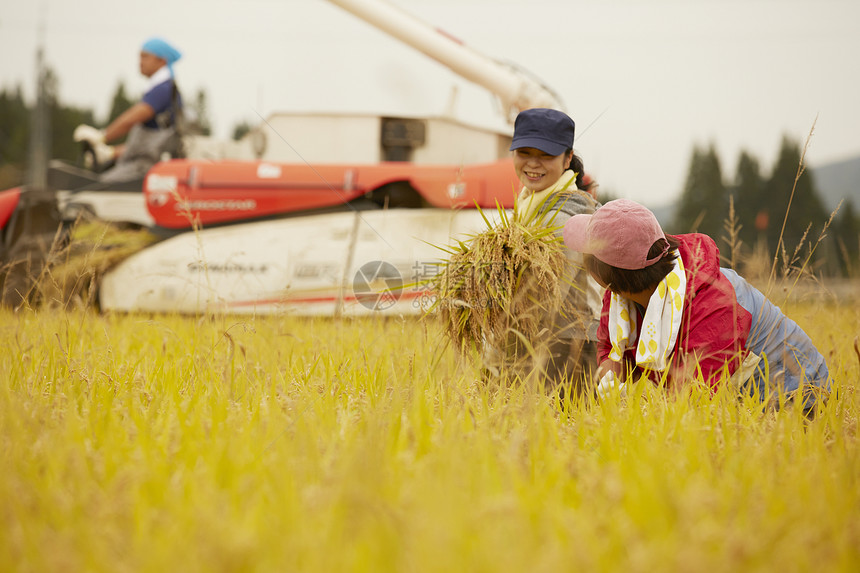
(645, 154), (860, 227)
(649, 203), (676, 228)
(811, 155), (860, 214)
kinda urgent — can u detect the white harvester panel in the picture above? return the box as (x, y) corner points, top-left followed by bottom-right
(100, 208), (504, 316)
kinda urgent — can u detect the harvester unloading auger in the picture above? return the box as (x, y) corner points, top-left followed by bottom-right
(0, 0), (569, 315)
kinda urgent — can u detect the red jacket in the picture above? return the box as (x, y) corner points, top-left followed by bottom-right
(596, 233), (752, 387)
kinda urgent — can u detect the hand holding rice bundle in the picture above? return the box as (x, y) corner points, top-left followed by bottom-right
(431, 206), (571, 352)
(430, 109), (604, 395)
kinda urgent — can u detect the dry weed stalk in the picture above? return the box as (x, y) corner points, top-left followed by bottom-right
(767, 120), (814, 285)
(778, 223), (812, 278)
(772, 204), (841, 304)
(763, 119), (823, 294)
(760, 118), (845, 303)
(721, 195), (743, 269)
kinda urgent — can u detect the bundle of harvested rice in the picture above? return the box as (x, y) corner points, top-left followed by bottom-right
(429, 206), (571, 355)
(35, 221), (159, 309)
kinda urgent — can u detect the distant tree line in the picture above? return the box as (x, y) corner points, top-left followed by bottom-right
(0, 65), (214, 190)
(0, 69), (95, 189)
(670, 138), (859, 278)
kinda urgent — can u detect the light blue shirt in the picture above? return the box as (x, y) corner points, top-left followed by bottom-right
(720, 268), (830, 408)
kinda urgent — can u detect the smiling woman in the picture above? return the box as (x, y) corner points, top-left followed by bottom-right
(513, 147), (569, 193)
(477, 108), (604, 394)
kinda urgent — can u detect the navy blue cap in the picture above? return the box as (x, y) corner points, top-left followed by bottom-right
(509, 108), (575, 156)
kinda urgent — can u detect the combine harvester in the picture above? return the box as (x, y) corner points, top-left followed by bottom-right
(0, 0), (566, 316)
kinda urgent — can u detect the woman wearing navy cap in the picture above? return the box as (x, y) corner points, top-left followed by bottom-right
(74, 37), (185, 183)
(484, 107), (604, 397)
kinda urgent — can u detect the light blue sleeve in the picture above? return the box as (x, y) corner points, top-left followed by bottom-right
(719, 268), (830, 403)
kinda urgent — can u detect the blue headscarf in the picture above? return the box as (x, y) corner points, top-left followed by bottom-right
(141, 37), (182, 75)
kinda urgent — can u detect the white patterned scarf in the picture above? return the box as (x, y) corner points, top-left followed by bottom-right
(608, 256), (686, 372)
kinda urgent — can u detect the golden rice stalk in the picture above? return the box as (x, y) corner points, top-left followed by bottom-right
(429, 204), (569, 353)
(37, 221), (159, 309)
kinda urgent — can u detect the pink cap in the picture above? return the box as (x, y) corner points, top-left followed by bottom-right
(563, 199), (668, 270)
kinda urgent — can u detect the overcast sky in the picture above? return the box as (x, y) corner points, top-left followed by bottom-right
(1, 0), (858, 207)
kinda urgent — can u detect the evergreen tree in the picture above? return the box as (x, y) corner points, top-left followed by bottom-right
(833, 199), (859, 276)
(43, 67), (97, 163)
(763, 136), (828, 268)
(0, 85), (29, 166)
(731, 150), (766, 253)
(1, 67), (98, 187)
(51, 101), (96, 165)
(672, 143), (726, 241)
(0, 86), (29, 189)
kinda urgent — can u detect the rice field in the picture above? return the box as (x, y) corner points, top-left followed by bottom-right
(2, 297), (859, 572)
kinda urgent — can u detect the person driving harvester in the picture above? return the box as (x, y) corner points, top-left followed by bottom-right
(73, 37), (184, 185)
